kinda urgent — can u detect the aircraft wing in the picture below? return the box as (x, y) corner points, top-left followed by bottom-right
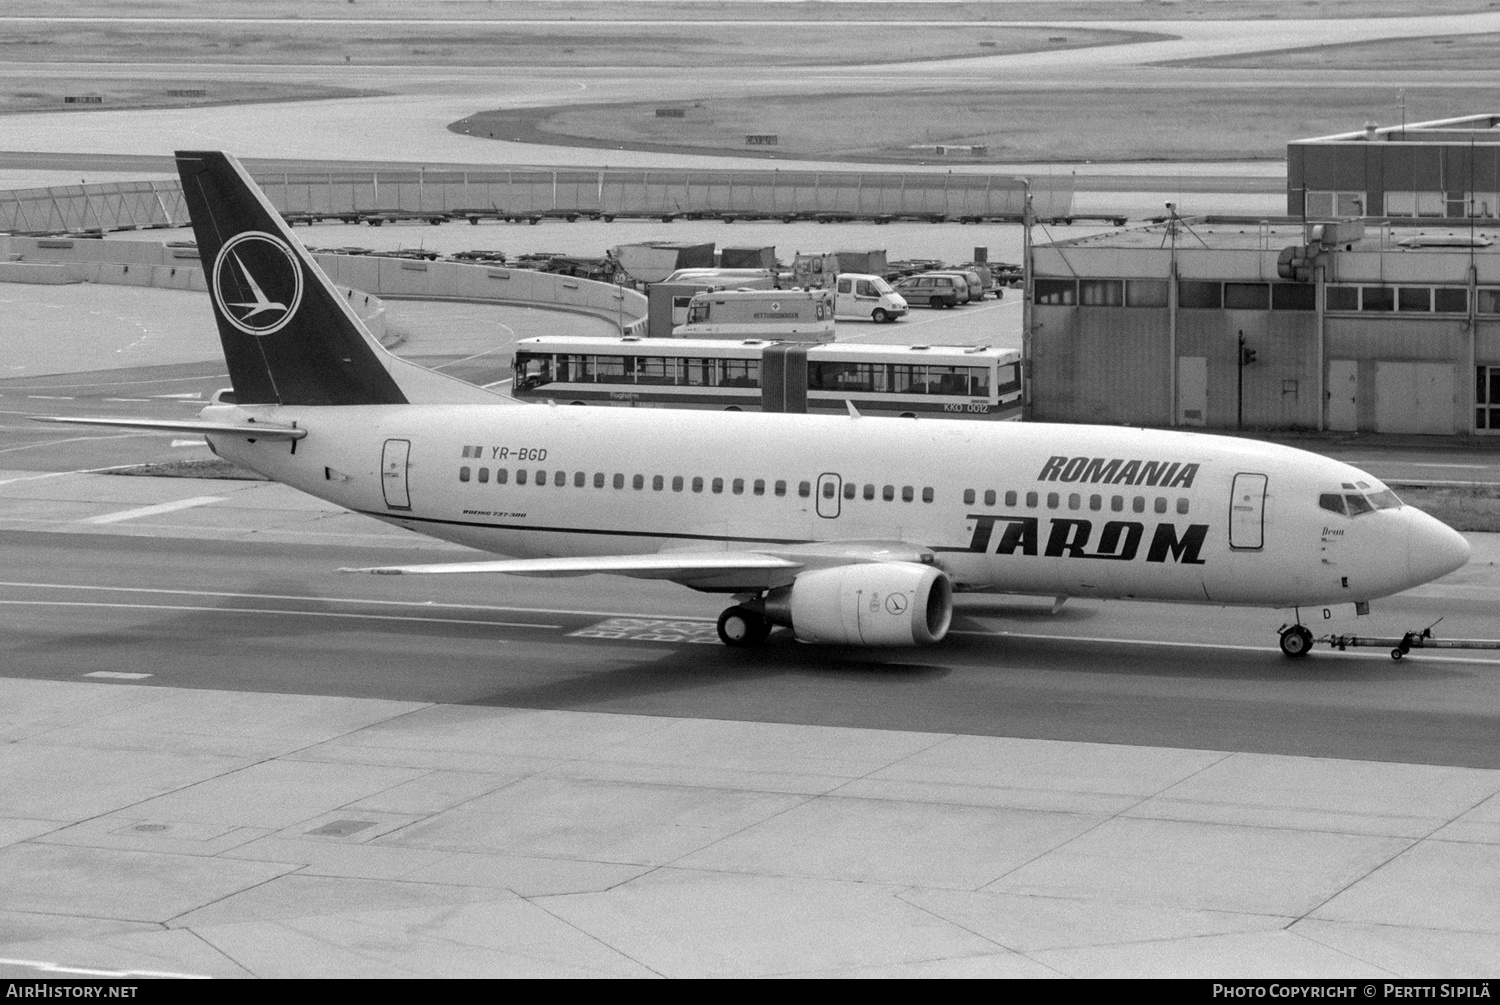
(29, 416), (307, 440)
(342, 541), (936, 590)
(341, 552), (804, 589)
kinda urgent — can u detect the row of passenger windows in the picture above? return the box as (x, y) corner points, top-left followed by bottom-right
(1036, 277), (1500, 315)
(456, 467), (938, 502)
(963, 487), (1190, 515)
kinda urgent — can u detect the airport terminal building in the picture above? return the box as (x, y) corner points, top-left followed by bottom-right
(1025, 218), (1500, 436)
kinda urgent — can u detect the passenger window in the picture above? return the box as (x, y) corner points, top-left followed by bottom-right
(477, 468), (489, 484)
(613, 473), (624, 489)
(883, 485), (895, 501)
(1047, 492), (1059, 509)
(672, 476), (684, 492)
(1155, 497), (1168, 514)
(459, 467), (471, 482)
(554, 470), (564, 486)
(1345, 494), (1374, 516)
(753, 479), (765, 496)
(1176, 498), (1189, 514)
(652, 475), (664, 491)
(1025, 491), (1037, 508)
(864, 484), (875, 500)
(713, 478), (724, 494)
(963, 489), (976, 505)
(593, 472), (604, 488)
(823, 482), (836, 499)
(1318, 493), (1346, 515)
(902, 486), (914, 502)
(775, 480), (787, 497)
(1132, 496), (1145, 513)
(574, 471), (585, 488)
(517, 469), (528, 486)
(1089, 494), (1101, 511)
(536, 469), (547, 485)
(733, 478), (745, 495)
(798, 481), (810, 498)
(496, 468), (508, 484)
(633, 474), (645, 490)
(984, 490), (996, 507)
(1111, 495), (1123, 512)
(693, 477), (704, 493)
(1068, 493), (1081, 510)
(922, 487), (934, 503)
(843, 482), (856, 500)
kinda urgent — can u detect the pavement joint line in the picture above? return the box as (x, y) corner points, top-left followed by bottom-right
(0, 462), (144, 486)
(0, 579), (718, 621)
(85, 495), (226, 525)
(948, 628), (1500, 664)
(0, 432), (149, 456)
(0, 598), (563, 629)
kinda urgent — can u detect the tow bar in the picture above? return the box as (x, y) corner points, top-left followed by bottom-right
(1323, 618), (1500, 660)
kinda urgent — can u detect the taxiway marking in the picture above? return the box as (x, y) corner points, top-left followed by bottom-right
(0, 599), (561, 630)
(84, 671), (152, 680)
(85, 495), (226, 525)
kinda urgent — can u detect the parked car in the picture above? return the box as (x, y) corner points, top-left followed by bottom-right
(892, 273), (966, 309)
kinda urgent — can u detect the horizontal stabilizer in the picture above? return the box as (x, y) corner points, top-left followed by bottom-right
(29, 415), (307, 440)
(341, 553), (803, 580)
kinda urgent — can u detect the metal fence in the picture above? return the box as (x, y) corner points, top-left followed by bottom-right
(1, 167), (1073, 234)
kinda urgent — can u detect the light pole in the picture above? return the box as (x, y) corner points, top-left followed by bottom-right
(1015, 176), (1033, 419)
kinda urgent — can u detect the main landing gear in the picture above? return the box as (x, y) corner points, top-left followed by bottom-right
(717, 605), (772, 647)
(1278, 624), (1314, 659)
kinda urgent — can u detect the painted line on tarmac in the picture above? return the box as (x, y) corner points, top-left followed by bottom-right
(0, 956), (208, 980)
(0, 580), (718, 622)
(0, 463), (145, 486)
(86, 495), (226, 525)
(0, 599), (562, 630)
(0, 433), (147, 456)
(84, 671), (152, 680)
(950, 628), (1500, 664)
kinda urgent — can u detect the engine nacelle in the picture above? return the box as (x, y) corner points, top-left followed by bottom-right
(766, 562), (953, 646)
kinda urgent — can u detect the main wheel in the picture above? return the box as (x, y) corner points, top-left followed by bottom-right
(1279, 625), (1314, 658)
(717, 607), (765, 647)
(872, 308), (890, 324)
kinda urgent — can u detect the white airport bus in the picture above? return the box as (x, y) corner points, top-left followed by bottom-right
(510, 337), (1022, 419)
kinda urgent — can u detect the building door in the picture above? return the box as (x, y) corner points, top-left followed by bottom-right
(1478, 366), (1500, 435)
(1177, 356), (1207, 426)
(1375, 362), (1455, 434)
(381, 438), (412, 510)
(816, 472), (842, 519)
(1230, 473), (1268, 550)
(1327, 360), (1358, 431)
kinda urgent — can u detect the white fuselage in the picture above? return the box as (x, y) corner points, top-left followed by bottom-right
(204, 404), (1468, 608)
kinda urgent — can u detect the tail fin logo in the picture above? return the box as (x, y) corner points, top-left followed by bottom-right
(211, 231), (304, 336)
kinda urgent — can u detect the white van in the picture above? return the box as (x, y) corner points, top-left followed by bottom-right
(672, 287), (835, 342)
(834, 273), (907, 323)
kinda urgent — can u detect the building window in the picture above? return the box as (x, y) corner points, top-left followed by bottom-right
(1326, 286), (1358, 311)
(1272, 284), (1316, 311)
(1125, 280), (1169, 308)
(1224, 283), (1269, 310)
(1479, 366), (1500, 431)
(1398, 287), (1432, 312)
(1305, 190), (1366, 218)
(1385, 191), (1416, 217)
(1079, 279), (1124, 307)
(1417, 192), (1446, 218)
(1435, 288), (1469, 313)
(1361, 287), (1395, 312)
(1034, 279), (1077, 305)
(1178, 281), (1222, 309)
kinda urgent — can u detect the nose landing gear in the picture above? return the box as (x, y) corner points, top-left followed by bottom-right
(1278, 624), (1314, 658)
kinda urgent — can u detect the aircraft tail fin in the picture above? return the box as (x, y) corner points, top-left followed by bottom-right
(175, 151), (501, 407)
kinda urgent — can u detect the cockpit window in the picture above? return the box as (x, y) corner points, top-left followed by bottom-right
(1318, 493), (1346, 516)
(1368, 488), (1403, 510)
(1345, 494), (1375, 516)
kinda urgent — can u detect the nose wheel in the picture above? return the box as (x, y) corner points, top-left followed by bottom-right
(717, 606), (771, 647)
(1279, 624), (1314, 658)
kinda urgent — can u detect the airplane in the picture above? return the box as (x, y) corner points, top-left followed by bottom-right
(32, 151), (1473, 657)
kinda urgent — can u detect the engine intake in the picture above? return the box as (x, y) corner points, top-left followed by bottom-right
(765, 562), (953, 646)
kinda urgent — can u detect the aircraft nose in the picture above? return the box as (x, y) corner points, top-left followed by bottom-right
(1407, 510), (1472, 585)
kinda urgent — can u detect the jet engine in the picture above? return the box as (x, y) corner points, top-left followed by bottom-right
(764, 562), (952, 646)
